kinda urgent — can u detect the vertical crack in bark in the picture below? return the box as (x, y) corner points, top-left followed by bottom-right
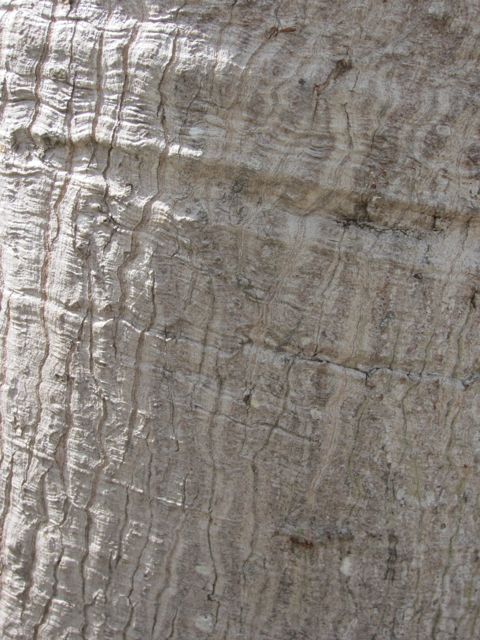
(241, 357), (294, 630)
(0, 294), (11, 472)
(28, 0), (57, 141)
(306, 367), (349, 505)
(205, 354), (224, 633)
(121, 271), (157, 638)
(32, 547), (64, 640)
(96, 484), (129, 639)
(312, 226), (347, 357)
(0, 455), (14, 598)
(150, 510), (186, 639)
(90, 27), (106, 163)
(157, 29), (179, 134)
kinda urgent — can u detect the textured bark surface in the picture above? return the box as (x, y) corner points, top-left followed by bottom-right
(0, 1), (480, 638)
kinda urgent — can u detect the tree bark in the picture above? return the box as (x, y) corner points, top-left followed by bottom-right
(0, 1), (479, 638)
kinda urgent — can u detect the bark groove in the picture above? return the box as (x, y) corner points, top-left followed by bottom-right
(0, 1), (479, 638)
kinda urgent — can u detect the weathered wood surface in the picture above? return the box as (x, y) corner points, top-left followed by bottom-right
(0, 1), (479, 638)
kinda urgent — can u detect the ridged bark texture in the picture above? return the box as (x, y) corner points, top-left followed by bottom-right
(0, 1), (480, 638)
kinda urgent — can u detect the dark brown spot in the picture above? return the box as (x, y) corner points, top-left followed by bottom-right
(289, 534), (315, 549)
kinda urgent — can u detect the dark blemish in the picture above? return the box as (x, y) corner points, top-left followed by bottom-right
(384, 532), (398, 582)
(298, 78), (306, 86)
(242, 392), (251, 406)
(313, 58), (353, 96)
(440, 523), (446, 529)
(231, 178), (246, 194)
(413, 273), (423, 281)
(266, 26), (297, 39)
(289, 534), (315, 549)
(280, 524), (353, 550)
(336, 58), (353, 73)
(344, 195), (370, 226)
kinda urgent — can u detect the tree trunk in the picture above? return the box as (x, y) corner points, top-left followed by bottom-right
(0, 1), (479, 638)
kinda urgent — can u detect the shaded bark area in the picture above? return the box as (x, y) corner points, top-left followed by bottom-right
(0, 0), (479, 638)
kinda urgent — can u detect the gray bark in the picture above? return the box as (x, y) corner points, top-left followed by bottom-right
(0, 0), (479, 638)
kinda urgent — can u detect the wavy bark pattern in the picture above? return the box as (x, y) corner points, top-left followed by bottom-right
(0, 0), (479, 638)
